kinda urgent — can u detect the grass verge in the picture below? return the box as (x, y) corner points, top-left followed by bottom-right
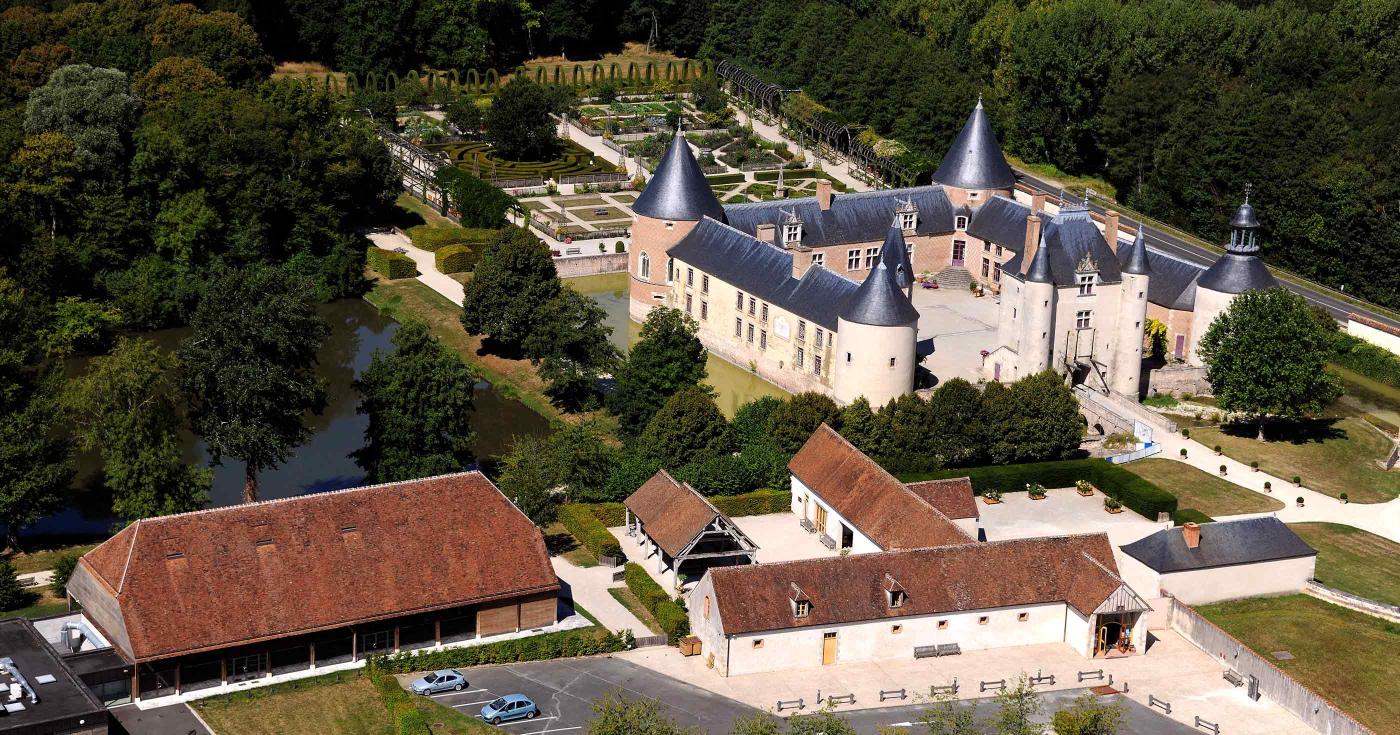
(608, 587), (663, 634)
(542, 522), (598, 568)
(193, 671), (391, 735)
(1121, 459), (1282, 517)
(1190, 417), (1400, 502)
(7, 543), (97, 575)
(1289, 523), (1400, 607)
(1197, 594), (1398, 734)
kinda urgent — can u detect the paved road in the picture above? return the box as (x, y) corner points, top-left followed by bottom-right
(417, 656), (760, 734)
(843, 688), (1197, 734)
(1015, 171), (1399, 329)
(110, 703), (212, 735)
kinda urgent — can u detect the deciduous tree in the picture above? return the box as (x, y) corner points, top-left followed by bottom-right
(523, 287), (620, 409)
(497, 434), (559, 526)
(460, 227), (560, 353)
(608, 307), (707, 435)
(769, 392), (841, 453)
(638, 385), (734, 469)
(24, 64), (141, 172)
(484, 76), (563, 161)
(1051, 692), (1122, 735)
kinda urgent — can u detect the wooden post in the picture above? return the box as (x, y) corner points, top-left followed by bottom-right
(265, 648), (272, 678)
(351, 629), (357, 662)
(394, 626), (400, 654)
(220, 659), (227, 687)
(174, 663), (181, 695)
(434, 620), (441, 648)
(309, 642), (316, 670)
(132, 666), (140, 703)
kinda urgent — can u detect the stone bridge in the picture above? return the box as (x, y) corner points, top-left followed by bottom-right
(1075, 385), (1177, 439)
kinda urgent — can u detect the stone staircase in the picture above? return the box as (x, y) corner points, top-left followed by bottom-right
(933, 266), (972, 291)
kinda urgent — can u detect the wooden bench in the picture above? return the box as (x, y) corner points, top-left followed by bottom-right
(818, 533), (837, 550)
(1222, 669), (1244, 687)
(914, 643), (961, 659)
(799, 517), (816, 533)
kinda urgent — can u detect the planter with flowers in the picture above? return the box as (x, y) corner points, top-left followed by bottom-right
(1075, 480), (1096, 497)
(1027, 483), (1047, 500)
(982, 489), (1003, 505)
(1104, 496), (1123, 514)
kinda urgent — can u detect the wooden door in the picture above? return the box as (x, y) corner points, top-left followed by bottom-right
(821, 632), (837, 665)
(814, 504), (828, 534)
(952, 240), (966, 267)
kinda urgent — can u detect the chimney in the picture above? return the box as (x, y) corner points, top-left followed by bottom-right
(1031, 192), (1047, 213)
(1104, 210), (1121, 252)
(1021, 214), (1042, 274)
(816, 180), (833, 211)
(1183, 522), (1201, 549)
(756, 223), (776, 245)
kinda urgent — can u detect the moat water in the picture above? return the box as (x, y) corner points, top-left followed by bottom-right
(34, 298), (550, 540)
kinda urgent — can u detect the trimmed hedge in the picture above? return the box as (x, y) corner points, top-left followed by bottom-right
(435, 244), (476, 273)
(575, 489), (791, 528)
(704, 173), (746, 185)
(368, 666), (429, 735)
(367, 247), (416, 279)
(407, 224), (500, 252)
(1331, 332), (1400, 389)
(902, 459), (1177, 520)
(558, 504), (623, 559)
(582, 502), (625, 526)
(371, 627), (633, 674)
(624, 563), (689, 643)
(754, 168), (816, 181)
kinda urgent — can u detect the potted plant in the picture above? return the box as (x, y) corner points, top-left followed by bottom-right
(1181, 429), (1190, 439)
(1180, 448), (1188, 459)
(1263, 481), (1272, 492)
(1027, 483), (1047, 500)
(1340, 492), (1349, 504)
(1293, 475), (1303, 487)
(1250, 461), (1259, 472)
(1075, 480), (1095, 497)
(982, 489), (1003, 505)
(1214, 444), (1223, 456)
(1219, 464), (1228, 476)
(1296, 496), (1305, 508)
(1104, 496), (1123, 514)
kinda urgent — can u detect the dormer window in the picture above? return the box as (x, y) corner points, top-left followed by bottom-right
(882, 573), (906, 609)
(888, 590), (906, 608)
(1077, 273), (1096, 296)
(783, 223), (802, 244)
(789, 582), (811, 618)
(955, 215), (968, 231)
(899, 212), (917, 231)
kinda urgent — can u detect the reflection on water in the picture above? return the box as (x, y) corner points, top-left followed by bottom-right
(567, 272), (788, 417)
(39, 299), (549, 539)
(1330, 365), (1400, 426)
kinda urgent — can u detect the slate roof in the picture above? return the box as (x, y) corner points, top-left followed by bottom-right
(668, 217), (860, 331)
(839, 259), (920, 326)
(69, 472), (558, 662)
(1119, 517), (1316, 574)
(707, 534), (1126, 635)
(1121, 226), (1150, 276)
(626, 470), (736, 558)
(902, 478), (979, 520)
(788, 425), (971, 549)
(1136, 250), (1202, 310)
(880, 226), (915, 289)
(722, 186), (955, 247)
(932, 100), (1017, 191)
(633, 133), (725, 222)
(1003, 206), (1122, 287)
(966, 194), (1033, 254)
(1196, 253), (1277, 294)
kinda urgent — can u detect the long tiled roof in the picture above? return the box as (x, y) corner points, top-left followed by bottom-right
(722, 186), (955, 247)
(932, 101), (1017, 191)
(788, 425), (971, 550)
(707, 534), (1125, 635)
(626, 470), (731, 558)
(668, 217), (860, 331)
(902, 478), (979, 520)
(70, 472), (558, 661)
(633, 133), (725, 222)
(1120, 517), (1315, 573)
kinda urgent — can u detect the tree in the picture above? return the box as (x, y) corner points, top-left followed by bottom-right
(588, 694), (697, 735)
(63, 337), (211, 520)
(927, 378), (986, 467)
(460, 227), (561, 353)
(8, 132), (82, 238)
(51, 550), (81, 599)
(788, 710), (858, 735)
(434, 167), (517, 228)
(148, 5), (271, 84)
(352, 320), (476, 483)
(769, 392), (842, 453)
(638, 386), (734, 469)
(731, 395), (782, 449)
(524, 287), (621, 408)
(994, 675), (1044, 735)
(132, 56), (226, 104)
(730, 713), (781, 735)
(919, 686), (979, 735)
(179, 265), (329, 503)
(1003, 372), (1083, 463)
(608, 308), (707, 435)
(497, 434), (559, 526)
(40, 297), (122, 357)
(0, 560), (29, 612)
(484, 76), (563, 161)
(872, 393), (938, 471)
(546, 421), (618, 502)
(24, 64), (141, 172)
(1198, 288), (1343, 430)
(446, 94), (483, 135)
(1051, 692), (1122, 735)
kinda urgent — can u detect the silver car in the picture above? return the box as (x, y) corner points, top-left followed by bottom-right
(409, 668), (467, 695)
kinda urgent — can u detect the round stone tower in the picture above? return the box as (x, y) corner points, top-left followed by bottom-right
(832, 259), (920, 406)
(628, 132), (724, 321)
(1019, 231), (1055, 375)
(1110, 226), (1151, 396)
(1187, 194), (1277, 365)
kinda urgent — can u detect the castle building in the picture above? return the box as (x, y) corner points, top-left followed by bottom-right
(629, 99), (1277, 403)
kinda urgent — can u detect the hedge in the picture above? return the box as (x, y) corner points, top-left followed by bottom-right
(754, 168), (816, 181)
(704, 173), (746, 186)
(623, 563), (688, 643)
(370, 627), (633, 674)
(407, 224), (500, 252)
(1331, 332), (1400, 389)
(368, 666), (429, 735)
(575, 489), (791, 528)
(366, 247), (416, 279)
(558, 504), (623, 559)
(902, 459), (1177, 520)
(435, 244), (476, 273)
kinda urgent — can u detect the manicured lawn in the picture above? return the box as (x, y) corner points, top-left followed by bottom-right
(543, 522), (598, 568)
(1197, 595), (1399, 734)
(569, 205), (627, 222)
(1190, 417), (1400, 502)
(7, 543), (97, 575)
(608, 587), (663, 634)
(1121, 459), (1282, 517)
(418, 696), (501, 735)
(194, 672), (392, 735)
(1289, 523), (1400, 607)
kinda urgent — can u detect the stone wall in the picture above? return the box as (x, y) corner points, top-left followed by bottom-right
(1146, 364), (1210, 396)
(555, 253), (628, 278)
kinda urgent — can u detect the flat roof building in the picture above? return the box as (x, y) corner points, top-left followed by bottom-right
(0, 618), (107, 734)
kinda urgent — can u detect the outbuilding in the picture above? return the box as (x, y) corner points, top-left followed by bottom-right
(624, 470), (757, 588)
(1117, 517), (1317, 605)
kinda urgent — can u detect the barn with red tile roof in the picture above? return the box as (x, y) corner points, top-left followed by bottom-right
(624, 470), (757, 587)
(65, 471), (561, 703)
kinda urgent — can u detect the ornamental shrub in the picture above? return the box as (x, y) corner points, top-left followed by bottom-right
(435, 244), (475, 273)
(1330, 332), (1400, 389)
(370, 628), (633, 674)
(557, 504), (622, 559)
(901, 459), (1177, 519)
(708, 489), (790, 516)
(624, 564), (689, 642)
(366, 248), (416, 279)
(408, 224), (499, 252)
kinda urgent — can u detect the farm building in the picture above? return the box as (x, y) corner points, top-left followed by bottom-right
(624, 470), (758, 588)
(1117, 518), (1317, 605)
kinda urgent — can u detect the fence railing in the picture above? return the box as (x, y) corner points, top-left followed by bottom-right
(559, 172), (630, 186)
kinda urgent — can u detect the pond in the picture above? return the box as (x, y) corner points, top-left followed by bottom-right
(34, 298), (550, 540)
(566, 272), (788, 417)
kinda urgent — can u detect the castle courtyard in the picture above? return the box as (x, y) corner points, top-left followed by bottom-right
(913, 285), (1001, 386)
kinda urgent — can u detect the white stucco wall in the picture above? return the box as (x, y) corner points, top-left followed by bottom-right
(687, 574), (730, 674)
(1187, 286), (1234, 366)
(722, 602), (1070, 677)
(832, 318), (917, 408)
(1063, 607), (1094, 658)
(1347, 318), (1400, 356)
(1116, 555), (1165, 601)
(1157, 556), (1316, 605)
(790, 476), (882, 554)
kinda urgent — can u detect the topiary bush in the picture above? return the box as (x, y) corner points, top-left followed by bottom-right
(435, 244), (476, 273)
(557, 504), (623, 559)
(366, 247), (416, 279)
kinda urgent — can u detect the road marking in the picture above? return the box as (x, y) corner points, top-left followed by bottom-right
(431, 688), (488, 697)
(537, 727), (582, 733)
(450, 700), (498, 708)
(494, 715), (557, 726)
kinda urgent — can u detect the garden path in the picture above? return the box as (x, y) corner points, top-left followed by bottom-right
(367, 231), (465, 306)
(730, 107), (871, 192)
(550, 557), (649, 636)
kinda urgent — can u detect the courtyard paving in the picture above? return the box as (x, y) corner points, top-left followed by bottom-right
(912, 286), (1000, 386)
(979, 487), (1166, 548)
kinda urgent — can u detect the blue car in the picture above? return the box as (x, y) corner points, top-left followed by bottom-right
(480, 694), (539, 724)
(408, 669), (466, 695)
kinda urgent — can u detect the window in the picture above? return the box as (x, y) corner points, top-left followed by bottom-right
(993, 263), (1002, 283)
(978, 616), (990, 625)
(752, 639), (764, 649)
(760, 330), (767, 350)
(891, 624), (904, 634)
(847, 249), (861, 271)
(814, 355), (823, 375)
(667, 257), (674, 283)
(704, 596), (711, 619)
(900, 211), (917, 231)
(797, 320), (807, 341)
(845, 352), (852, 364)
(794, 600), (811, 618)
(1077, 273), (1095, 296)
(736, 291), (744, 310)
(784, 223), (801, 244)
(981, 258), (990, 278)
(684, 293), (692, 315)
(889, 357), (896, 367)
(864, 247), (880, 268)
(748, 296), (756, 316)
(1076, 310), (1093, 330)
(888, 590), (906, 608)
(665, 221), (675, 231)
(747, 324), (755, 343)
(811, 252), (824, 267)
(639, 252), (650, 280)
(735, 318), (742, 337)
(969, 191), (980, 200)
(984, 241), (992, 252)
(701, 301), (708, 320)
(815, 328), (824, 349)
(761, 303), (769, 323)
(937, 620), (949, 630)
(702, 275), (710, 294)
(686, 267), (694, 287)
(796, 346), (805, 368)
(1018, 612), (1030, 622)
(955, 215), (968, 230)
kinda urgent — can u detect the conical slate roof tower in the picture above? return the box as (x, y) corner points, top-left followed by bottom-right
(879, 225), (914, 291)
(839, 259), (920, 327)
(1197, 195), (1276, 294)
(632, 131), (724, 222)
(1121, 225), (1151, 276)
(932, 98), (1016, 191)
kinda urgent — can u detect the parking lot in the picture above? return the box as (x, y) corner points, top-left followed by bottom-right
(410, 656), (760, 734)
(844, 689), (1199, 734)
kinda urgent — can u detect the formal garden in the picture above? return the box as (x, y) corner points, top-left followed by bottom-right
(429, 139), (620, 182)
